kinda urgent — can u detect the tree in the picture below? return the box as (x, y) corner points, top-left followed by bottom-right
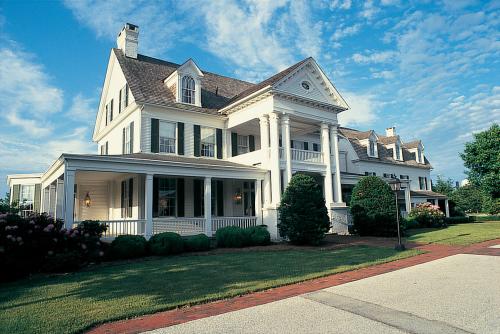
(0, 192), (11, 214)
(449, 185), (483, 214)
(278, 174), (330, 245)
(460, 124), (500, 198)
(349, 176), (397, 237)
(432, 176), (455, 197)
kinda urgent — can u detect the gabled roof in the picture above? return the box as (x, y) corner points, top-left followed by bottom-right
(339, 127), (432, 169)
(403, 140), (422, 149)
(113, 49), (254, 115)
(378, 135), (400, 145)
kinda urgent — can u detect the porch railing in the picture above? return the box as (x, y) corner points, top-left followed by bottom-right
(279, 148), (323, 163)
(153, 217), (206, 235)
(74, 220), (147, 238)
(212, 216), (258, 232)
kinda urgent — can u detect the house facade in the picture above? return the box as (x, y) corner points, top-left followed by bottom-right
(7, 24), (448, 239)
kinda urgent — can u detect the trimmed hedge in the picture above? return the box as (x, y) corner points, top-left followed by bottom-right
(183, 234), (211, 252)
(246, 226), (271, 246)
(148, 232), (184, 255)
(109, 235), (147, 259)
(470, 215), (500, 222)
(216, 225), (271, 248)
(444, 216), (472, 225)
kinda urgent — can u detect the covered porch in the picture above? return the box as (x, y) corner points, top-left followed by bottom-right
(40, 153), (266, 238)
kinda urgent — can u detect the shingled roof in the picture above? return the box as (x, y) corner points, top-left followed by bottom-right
(339, 127), (432, 169)
(113, 49), (254, 115)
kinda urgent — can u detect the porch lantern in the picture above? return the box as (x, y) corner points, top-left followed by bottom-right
(388, 178), (405, 251)
(84, 192), (91, 208)
(233, 190), (243, 204)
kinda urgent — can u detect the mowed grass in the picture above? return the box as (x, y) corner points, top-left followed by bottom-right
(407, 221), (500, 246)
(0, 245), (420, 334)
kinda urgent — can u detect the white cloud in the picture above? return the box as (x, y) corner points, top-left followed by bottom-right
(330, 0), (351, 10)
(352, 50), (397, 64)
(67, 93), (97, 122)
(360, 0), (380, 20)
(332, 24), (361, 41)
(338, 92), (377, 126)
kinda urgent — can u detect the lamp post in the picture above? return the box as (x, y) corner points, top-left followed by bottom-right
(389, 178), (405, 251)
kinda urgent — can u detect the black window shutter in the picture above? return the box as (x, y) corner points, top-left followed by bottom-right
(151, 118), (159, 153)
(33, 184), (41, 213)
(216, 128), (223, 159)
(120, 181), (125, 218)
(128, 178), (133, 218)
(304, 142), (309, 151)
(122, 128), (126, 154)
(249, 135), (255, 152)
(193, 179), (202, 216)
(105, 142), (109, 155)
(129, 122), (134, 153)
(177, 178), (185, 217)
(125, 84), (129, 107)
(177, 122), (184, 155)
(105, 104), (108, 126)
(313, 143), (319, 152)
(153, 177), (159, 217)
(110, 99), (114, 121)
(231, 132), (238, 157)
(290, 140), (295, 149)
(119, 89), (122, 113)
(12, 184), (20, 206)
(217, 180), (224, 216)
(193, 125), (201, 157)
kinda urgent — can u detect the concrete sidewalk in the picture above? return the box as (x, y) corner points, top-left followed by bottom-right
(147, 253), (500, 334)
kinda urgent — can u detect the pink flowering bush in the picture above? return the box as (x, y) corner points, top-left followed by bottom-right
(408, 202), (446, 228)
(0, 213), (107, 281)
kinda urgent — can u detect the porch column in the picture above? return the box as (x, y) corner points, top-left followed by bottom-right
(445, 199), (450, 217)
(259, 115), (270, 155)
(55, 178), (64, 221)
(263, 172), (272, 207)
(145, 174), (154, 238)
(331, 125), (343, 203)
(282, 114), (292, 187)
(321, 123), (334, 207)
(63, 169), (76, 230)
(269, 112), (281, 205)
(204, 177), (212, 236)
(404, 184), (411, 214)
(255, 179), (262, 224)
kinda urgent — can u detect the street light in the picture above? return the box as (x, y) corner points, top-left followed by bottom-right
(389, 178), (405, 251)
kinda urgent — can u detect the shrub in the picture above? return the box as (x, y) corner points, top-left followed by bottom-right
(216, 226), (248, 248)
(42, 251), (82, 273)
(402, 218), (420, 230)
(349, 176), (397, 237)
(470, 215), (500, 222)
(408, 202), (446, 228)
(246, 226), (271, 246)
(148, 232), (184, 255)
(444, 216), (472, 225)
(278, 174), (330, 245)
(109, 235), (147, 259)
(183, 234), (211, 252)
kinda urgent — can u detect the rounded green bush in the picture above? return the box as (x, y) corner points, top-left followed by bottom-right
(350, 176), (397, 237)
(216, 226), (249, 248)
(148, 232), (184, 255)
(246, 226), (271, 246)
(278, 174), (330, 245)
(109, 235), (147, 259)
(183, 234), (211, 252)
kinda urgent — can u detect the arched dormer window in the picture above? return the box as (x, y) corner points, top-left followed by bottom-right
(417, 146), (424, 163)
(369, 140), (376, 156)
(181, 76), (195, 104)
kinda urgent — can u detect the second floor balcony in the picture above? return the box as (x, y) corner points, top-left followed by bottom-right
(279, 147), (323, 163)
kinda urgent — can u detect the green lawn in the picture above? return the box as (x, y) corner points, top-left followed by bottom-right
(0, 246), (420, 334)
(406, 221), (500, 246)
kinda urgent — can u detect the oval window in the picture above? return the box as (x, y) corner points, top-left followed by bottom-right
(301, 81), (310, 90)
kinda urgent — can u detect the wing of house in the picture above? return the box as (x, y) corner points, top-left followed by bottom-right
(7, 23), (449, 239)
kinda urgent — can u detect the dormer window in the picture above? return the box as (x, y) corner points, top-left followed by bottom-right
(369, 140), (376, 157)
(395, 143), (401, 160)
(181, 75), (196, 104)
(417, 146), (424, 163)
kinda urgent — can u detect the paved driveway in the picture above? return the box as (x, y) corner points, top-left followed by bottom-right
(147, 253), (500, 334)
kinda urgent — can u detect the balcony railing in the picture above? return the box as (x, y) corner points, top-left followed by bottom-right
(280, 148), (323, 163)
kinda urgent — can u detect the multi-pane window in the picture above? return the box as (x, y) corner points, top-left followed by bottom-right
(119, 84), (129, 113)
(181, 76), (195, 104)
(20, 185), (35, 205)
(124, 123), (132, 154)
(369, 140), (376, 156)
(312, 143), (320, 152)
(395, 144), (401, 160)
(159, 121), (176, 153)
(237, 135), (249, 155)
(417, 147), (424, 163)
(365, 172), (376, 176)
(121, 178), (133, 218)
(158, 178), (176, 217)
(100, 142), (108, 155)
(419, 177), (428, 190)
(106, 99), (114, 125)
(201, 127), (215, 157)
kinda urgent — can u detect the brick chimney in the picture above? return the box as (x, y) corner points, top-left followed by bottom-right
(385, 127), (395, 137)
(117, 23), (139, 58)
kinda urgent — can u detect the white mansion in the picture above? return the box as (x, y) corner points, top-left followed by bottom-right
(7, 24), (448, 239)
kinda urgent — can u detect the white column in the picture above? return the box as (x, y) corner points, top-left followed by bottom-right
(204, 177), (212, 236)
(259, 115), (270, 153)
(269, 112), (281, 205)
(404, 184), (411, 214)
(331, 125), (343, 203)
(223, 129), (231, 159)
(55, 178), (64, 221)
(445, 199), (450, 217)
(63, 169), (76, 230)
(282, 114), (292, 187)
(263, 172), (272, 207)
(321, 123), (333, 207)
(255, 179), (262, 224)
(145, 174), (154, 238)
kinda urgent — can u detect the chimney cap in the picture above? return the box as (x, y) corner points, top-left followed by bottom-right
(125, 23), (138, 30)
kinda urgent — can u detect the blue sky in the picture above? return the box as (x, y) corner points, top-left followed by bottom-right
(0, 0), (499, 195)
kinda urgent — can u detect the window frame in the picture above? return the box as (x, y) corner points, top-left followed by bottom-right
(181, 75), (196, 105)
(395, 143), (401, 160)
(158, 121), (177, 154)
(369, 140), (376, 157)
(237, 135), (249, 155)
(124, 124), (132, 154)
(200, 126), (216, 158)
(158, 178), (177, 217)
